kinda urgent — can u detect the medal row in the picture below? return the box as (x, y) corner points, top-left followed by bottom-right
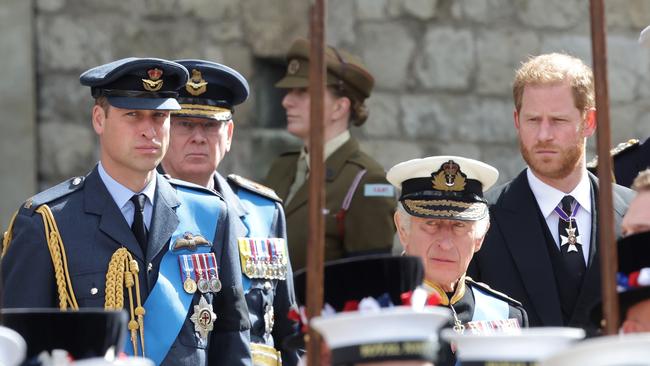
(178, 253), (222, 294)
(238, 238), (288, 280)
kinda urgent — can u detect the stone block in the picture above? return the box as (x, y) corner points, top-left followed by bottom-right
(36, 0), (65, 12)
(540, 34), (592, 64)
(387, 0), (437, 20)
(476, 29), (540, 96)
(362, 92), (401, 138)
(451, 0), (516, 23)
(605, 0), (650, 29)
(38, 121), (96, 184)
(481, 144), (526, 184)
(358, 23), (415, 89)
(328, 0), (357, 45)
(515, 0), (586, 29)
(204, 21), (244, 43)
(358, 139), (423, 171)
(178, 0), (240, 20)
(608, 35), (648, 103)
(241, 0), (309, 57)
(356, 0), (387, 20)
(413, 26), (474, 90)
(39, 73), (91, 123)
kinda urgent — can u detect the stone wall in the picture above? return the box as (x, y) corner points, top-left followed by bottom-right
(2, 0), (650, 216)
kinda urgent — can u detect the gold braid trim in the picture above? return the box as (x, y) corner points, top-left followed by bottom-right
(104, 248), (146, 357)
(1, 210), (18, 258)
(35, 205), (79, 310)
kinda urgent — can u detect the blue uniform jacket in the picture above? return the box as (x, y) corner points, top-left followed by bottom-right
(216, 173), (299, 366)
(1, 166), (251, 365)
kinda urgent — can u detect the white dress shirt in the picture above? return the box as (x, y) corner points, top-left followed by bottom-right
(527, 168), (592, 264)
(98, 161), (156, 229)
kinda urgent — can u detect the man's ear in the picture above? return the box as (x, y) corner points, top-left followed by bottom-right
(513, 108), (520, 130)
(394, 212), (410, 251)
(583, 108), (597, 137)
(473, 220), (490, 253)
(225, 120), (234, 153)
(92, 105), (106, 135)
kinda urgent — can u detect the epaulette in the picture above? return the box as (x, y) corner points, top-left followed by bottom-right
(165, 176), (222, 197)
(586, 139), (640, 169)
(465, 277), (523, 307)
(227, 174), (282, 203)
(21, 176), (85, 213)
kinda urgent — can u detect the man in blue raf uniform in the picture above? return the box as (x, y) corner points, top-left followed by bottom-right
(160, 59), (298, 366)
(387, 156), (528, 366)
(1, 57), (251, 365)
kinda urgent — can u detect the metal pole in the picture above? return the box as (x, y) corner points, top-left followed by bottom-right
(306, 0), (326, 364)
(589, 0), (619, 335)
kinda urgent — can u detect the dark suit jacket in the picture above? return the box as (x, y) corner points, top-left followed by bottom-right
(2, 166), (251, 365)
(265, 137), (396, 270)
(468, 170), (634, 331)
(215, 173), (299, 366)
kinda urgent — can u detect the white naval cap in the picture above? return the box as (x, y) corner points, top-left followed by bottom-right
(311, 306), (450, 365)
(386, 156), (499, 221)
(0, 326), (26, 366)
(539, 333), (650, 366)
(442, 327), (585, 364)
(639, 25), (650, 48)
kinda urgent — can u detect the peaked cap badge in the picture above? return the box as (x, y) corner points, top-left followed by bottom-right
(186, 69), (208, 96)
(432, 160), (467, 192)
(142, 68), (163, 91)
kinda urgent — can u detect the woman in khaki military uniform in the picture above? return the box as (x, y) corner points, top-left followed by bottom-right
(265, 38), (396, 270)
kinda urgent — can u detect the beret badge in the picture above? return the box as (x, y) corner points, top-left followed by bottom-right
(287, 59), (300, 75)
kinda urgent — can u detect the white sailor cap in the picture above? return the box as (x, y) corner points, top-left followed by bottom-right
(442, 327), (585, 364)
(639, 25), (650, 48)
(0, 326), (26, 366)
(386, 156), (498, 221)
(539, 333), (650, 366)
(311, 307), (450, 365)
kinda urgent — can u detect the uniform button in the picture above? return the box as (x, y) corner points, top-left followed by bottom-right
(72, 177), (82, 186)
(147, 263), (153, 272)
(90, 287), (98, 295)
(263, 281), (272, 291)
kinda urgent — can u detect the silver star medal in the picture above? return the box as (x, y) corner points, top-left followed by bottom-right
(560, 225), (581, 253)
(190, 295), (217, 340)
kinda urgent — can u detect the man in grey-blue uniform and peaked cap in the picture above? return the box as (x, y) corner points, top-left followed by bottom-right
(1, 57), (252, 365)
(160, 59), (298, 366)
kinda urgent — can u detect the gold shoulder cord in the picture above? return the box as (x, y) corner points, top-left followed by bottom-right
(105, 248), (146, 357)
(36, 205), (79, 310)
(1, 210), (18, 257)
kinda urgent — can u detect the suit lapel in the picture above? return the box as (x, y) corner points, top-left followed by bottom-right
(496, 170), (563, 325)
(216, 173), (249, 238)
(84, 167), (145, 261)
(145, 175), (180, 264)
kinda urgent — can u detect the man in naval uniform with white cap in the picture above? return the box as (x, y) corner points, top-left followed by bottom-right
(386, 156), (528, 365)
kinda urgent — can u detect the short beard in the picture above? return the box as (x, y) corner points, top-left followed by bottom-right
(520, 136), (585, 180)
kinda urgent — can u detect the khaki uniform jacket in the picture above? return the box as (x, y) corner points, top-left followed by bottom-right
(265, 137), (396, 270)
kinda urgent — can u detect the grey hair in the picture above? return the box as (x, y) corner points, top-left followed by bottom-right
(396, 202), (490, 239)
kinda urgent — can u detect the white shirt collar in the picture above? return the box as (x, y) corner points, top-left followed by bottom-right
(98, 161), (156, 209)
(526, 168), (592, 218)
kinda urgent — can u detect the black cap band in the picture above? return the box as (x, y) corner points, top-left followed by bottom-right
(92, 88), (178, 99)
(400, 177), (484, 203)
(331, 340), (437, 365)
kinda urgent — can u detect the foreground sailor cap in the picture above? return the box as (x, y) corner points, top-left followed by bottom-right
(312, 307), (450, 365)
(387, 156), (498, 221)
(539, 333), (650, 366)
(80, 57), (189, 110)
(0, 326), (26, 366)
(1, 308), (127, 361)
(442, 327), (585, 364)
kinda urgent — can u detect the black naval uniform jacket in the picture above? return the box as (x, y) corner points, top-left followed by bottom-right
(1, 166), (252, 365)
(468, 170), (634, 332)
(215, 172), (299, 366)
(434, 277), (528, 366)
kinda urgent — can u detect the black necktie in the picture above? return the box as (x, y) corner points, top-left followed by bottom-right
(558, 195), (586, 295)
(130, 194), (148, 253)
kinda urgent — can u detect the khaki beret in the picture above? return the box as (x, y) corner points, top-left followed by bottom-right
(275, 38), (374, 102)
